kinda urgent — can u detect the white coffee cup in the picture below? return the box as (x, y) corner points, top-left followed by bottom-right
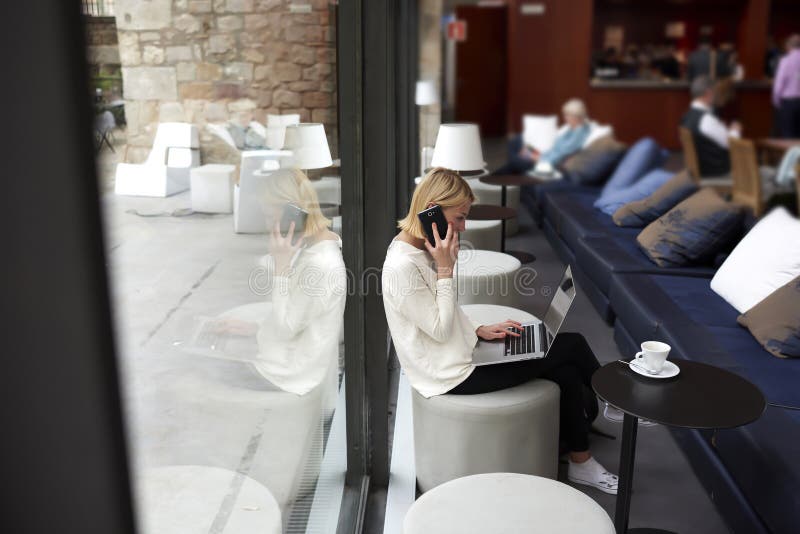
(634, 341), (671, 373)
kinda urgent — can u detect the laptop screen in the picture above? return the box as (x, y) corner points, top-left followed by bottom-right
(541, 266), (576, 338)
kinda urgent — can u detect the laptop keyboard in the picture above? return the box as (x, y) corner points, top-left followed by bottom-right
(504, 323), (550, 356)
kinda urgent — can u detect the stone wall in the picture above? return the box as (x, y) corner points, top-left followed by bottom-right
(86, 16), (120, 66)
(114, 0), (337, 164)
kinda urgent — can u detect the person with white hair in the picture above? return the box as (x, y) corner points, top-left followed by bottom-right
(493, 98), (591, 175)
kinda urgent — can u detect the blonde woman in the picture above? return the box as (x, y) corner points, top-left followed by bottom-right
(382, 167), (618, 494)
(254, 168), (346, 398)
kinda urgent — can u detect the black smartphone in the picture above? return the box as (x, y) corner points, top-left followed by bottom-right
(280, 203), (308, 245)
(417, 205), (449, 246)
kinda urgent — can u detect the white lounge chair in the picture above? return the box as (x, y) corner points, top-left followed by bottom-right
(115, 122), (200, 197)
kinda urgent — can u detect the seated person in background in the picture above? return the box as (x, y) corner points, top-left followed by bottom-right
(493, 99), (591, 175)
(681, 75), (741, 177)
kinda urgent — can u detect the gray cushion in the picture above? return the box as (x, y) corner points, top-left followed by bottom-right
(637, 188), (744, 267)
(613, 170), (698, 227)
(560, 136), (627, 185)
(738, 275), (800, 358)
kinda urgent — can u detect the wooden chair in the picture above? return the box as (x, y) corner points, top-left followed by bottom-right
(678, 126), (733, 194)
(728, 137), (764, 216)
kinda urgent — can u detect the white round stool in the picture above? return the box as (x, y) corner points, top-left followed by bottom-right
(456, 250), (521, 305)
(139, 466), (282, 534)
(467, 177), (520, 236)
(461, 219), (502, 252)
(403, 473), (615, 534)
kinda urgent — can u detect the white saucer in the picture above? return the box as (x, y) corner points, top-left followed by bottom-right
(629, 360), (680, 379)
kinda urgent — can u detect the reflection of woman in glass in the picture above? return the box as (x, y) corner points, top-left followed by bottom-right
(255, 168), (346, 398)
(382, 168), (618, 494)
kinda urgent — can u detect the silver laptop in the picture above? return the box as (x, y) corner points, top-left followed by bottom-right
(472, 266), (576, 366)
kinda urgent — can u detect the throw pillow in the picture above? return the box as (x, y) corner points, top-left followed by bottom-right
(710, 207), (800, 313)
(599, 137), (668, 197)
(559, 136), (626, 185)
(637, 188), (744, 267)
(523, 114), (558, 152)
(612, 170), (698, 227)
(594, 168), (674, 215)
(737, 275), (800, 358)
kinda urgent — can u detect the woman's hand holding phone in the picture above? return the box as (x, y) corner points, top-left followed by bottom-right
(424, 221), (459, 279)
(270, 220), (302, 275)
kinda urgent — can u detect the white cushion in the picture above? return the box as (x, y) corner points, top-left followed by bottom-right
(522, 115), (558, 153)
(711, 207), (800, 313)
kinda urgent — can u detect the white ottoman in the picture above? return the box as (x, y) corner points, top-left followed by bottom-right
(467, 177), (520, 236)
(138, 466), (282, 534)
(461, 219), (502, 252)
(456, 250), (521, 305)
(403, 473), (615, 534)
(191, 163), (236, 213)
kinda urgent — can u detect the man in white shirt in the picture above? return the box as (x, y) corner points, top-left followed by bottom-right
(680, 75), (741, 176)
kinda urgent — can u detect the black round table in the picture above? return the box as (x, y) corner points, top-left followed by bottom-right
(592, 359), (765, 534)
(466, 201), (535, 264)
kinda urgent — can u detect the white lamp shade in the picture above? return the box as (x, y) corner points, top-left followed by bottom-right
(284, 123), (333, 170)
(415, 80), (439, 106)
(430, 123), (485, 172)
(266, 113), (300, 127)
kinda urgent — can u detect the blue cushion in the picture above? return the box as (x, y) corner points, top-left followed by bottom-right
(594, 168), (674, 215)
(612, 171), (699, 228)
(598, 137), (667, 198)
(560, 137), (627, 186)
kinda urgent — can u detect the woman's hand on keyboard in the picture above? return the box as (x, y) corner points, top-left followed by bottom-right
(477, 320), (524, 341)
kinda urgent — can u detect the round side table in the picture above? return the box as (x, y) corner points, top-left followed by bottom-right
(592, 359), (765, 534)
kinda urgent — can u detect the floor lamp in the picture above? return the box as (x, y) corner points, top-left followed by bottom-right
(416, 80), (439, 178)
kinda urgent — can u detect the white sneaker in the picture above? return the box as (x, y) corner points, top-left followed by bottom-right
(567, 457), (619, 495)
(603, 403), (658, 427)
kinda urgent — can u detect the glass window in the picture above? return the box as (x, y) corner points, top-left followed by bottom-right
(92, 2), (351, 532)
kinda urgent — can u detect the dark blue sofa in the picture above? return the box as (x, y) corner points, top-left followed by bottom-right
(523, 181), (800, 534)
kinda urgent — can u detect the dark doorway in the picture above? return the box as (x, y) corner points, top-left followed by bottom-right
(454, 4), (508, 137)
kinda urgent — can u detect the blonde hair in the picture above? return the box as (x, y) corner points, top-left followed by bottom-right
(398, 167), (475, 239)
(263, 168), (331, 237)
